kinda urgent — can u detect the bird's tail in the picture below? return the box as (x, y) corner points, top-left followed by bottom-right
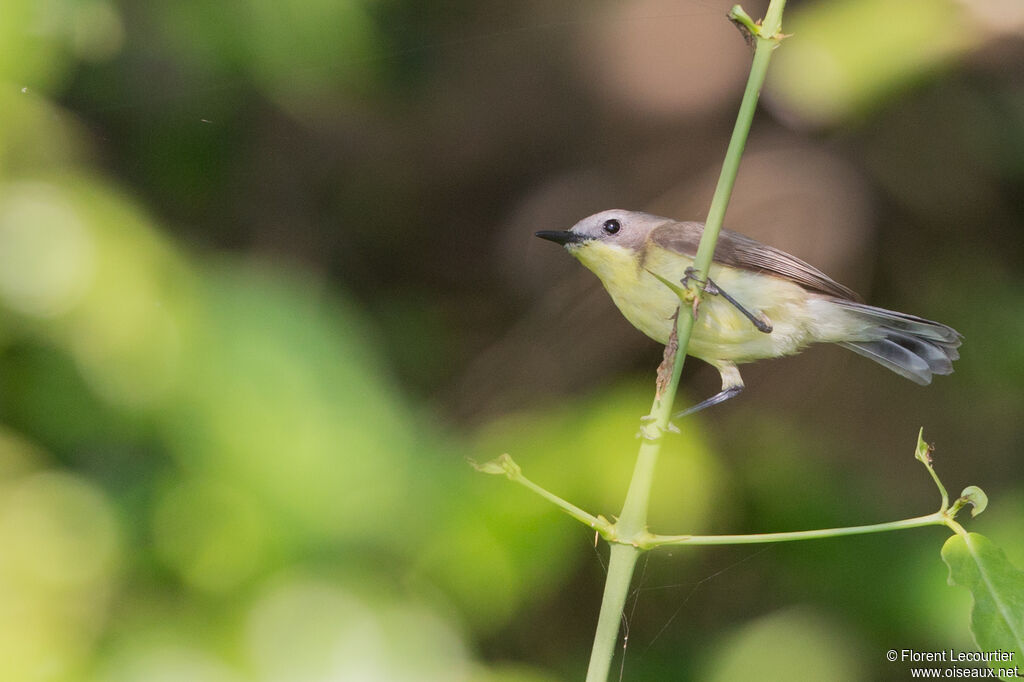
(831, 300), (962, 385)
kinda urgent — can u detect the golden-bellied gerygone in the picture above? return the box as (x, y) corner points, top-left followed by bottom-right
(536, 210), (962, 417)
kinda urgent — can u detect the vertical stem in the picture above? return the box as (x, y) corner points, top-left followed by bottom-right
(585, 395), (674, 682)
(693, 2), (786, 278)
(618, 437), (666, 536)
(585, 544), (638, 682)
(583, 3), (787, 680)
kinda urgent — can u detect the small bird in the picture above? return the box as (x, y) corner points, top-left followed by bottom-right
(536, 209), (962, 416)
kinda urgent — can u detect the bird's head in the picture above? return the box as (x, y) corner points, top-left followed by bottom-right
(535, 210), (668, 275)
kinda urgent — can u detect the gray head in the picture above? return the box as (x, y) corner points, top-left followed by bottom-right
(535, 209), (670, 251)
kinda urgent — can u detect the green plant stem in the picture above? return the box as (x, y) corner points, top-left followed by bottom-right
(924, 456), (950, 511)
(584, 4), (787, 681)
(694, 2), (786, 278)
(584, 437), (662, 682)
(514, 468), (611, 533)
(486, 449), (973, 548)
(641, 511), (948, 548)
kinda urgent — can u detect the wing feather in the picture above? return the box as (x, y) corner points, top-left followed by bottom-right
(649, 221), (861, 301)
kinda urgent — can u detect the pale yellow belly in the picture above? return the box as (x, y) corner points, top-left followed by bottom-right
(576, 243), (846, 363)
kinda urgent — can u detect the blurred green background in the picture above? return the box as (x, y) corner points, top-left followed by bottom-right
(1, 0), (1022, 680)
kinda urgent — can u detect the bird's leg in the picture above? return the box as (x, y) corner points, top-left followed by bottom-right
(681, 267), (773, 334)
(708, 281), (773, 333)
(672, 361), (744, 419)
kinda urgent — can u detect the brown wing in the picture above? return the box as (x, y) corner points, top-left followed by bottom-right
(649, 220), (862, 301)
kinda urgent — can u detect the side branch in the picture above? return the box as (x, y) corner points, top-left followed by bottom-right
(474, 431), (985, 551)
(640, 512), (949, 548)
(471, 454), (613, 535)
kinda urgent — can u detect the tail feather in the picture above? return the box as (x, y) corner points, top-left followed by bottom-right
(832, 300), (962, 385)
(838, 340), (931, 384)
(884, 330), (956, 373)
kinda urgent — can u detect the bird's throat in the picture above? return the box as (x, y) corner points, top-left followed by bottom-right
(570, 241), (681, 345)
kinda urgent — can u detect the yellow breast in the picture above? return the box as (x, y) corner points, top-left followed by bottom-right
(570, 240), (821, 363)
(571, 241), (681, 344)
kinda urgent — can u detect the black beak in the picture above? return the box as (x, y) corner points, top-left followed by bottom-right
(535, 230), (585, 246)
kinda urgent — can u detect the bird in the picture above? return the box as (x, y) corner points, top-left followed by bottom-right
(535, 209), (962, 417)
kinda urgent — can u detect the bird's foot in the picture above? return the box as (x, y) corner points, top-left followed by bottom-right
(681, 267), (715, 319)
(671, 384), (744, 419)
(680, 266), (706, 291)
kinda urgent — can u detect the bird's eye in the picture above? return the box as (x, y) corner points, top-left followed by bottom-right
(602, 219), (620, 235)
